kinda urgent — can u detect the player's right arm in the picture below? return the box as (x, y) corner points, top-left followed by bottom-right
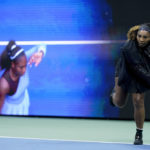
(0, 78), (9, 114)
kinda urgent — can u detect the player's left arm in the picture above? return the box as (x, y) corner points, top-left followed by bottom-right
(26, 44), (47, 67)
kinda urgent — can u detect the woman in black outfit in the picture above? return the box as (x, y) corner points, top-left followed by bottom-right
(110, 23), (150, 145)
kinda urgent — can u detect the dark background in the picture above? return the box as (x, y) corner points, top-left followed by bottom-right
(107, 0), (150, 40)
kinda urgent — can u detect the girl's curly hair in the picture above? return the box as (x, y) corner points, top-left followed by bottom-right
(127, 23), (150, 40)
(127, 25), (140, 40)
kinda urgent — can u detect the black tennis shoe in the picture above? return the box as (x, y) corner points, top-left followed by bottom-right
(134, 131), (143, 145)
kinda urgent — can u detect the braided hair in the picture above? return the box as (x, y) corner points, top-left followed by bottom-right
(0, 40), (25, 70)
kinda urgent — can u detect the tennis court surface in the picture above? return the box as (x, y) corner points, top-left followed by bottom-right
(0, 116), (149, 150)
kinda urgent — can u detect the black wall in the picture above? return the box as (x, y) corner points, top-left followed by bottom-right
(107, 0), (150, 38)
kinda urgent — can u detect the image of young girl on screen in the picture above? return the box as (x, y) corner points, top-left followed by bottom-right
(0, 40), (46, 115)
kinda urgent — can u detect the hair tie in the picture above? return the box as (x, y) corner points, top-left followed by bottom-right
(11, 44), (17, 50)
(10, 49), (24, 60)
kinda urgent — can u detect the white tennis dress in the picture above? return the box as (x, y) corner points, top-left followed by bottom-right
(1, 44), (46, 115)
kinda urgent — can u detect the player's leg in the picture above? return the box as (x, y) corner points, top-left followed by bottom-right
(132, 93), (145, 145)
(110, 77), (128, 108)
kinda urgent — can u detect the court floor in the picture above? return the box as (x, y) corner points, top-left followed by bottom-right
(0, 116), (149, 150)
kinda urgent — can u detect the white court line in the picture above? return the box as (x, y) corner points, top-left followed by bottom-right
(0, 135), (150, 145)
(0, 40), (125, 45)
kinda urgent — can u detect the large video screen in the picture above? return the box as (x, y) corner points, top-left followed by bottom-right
(0, 0), (123, 118)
